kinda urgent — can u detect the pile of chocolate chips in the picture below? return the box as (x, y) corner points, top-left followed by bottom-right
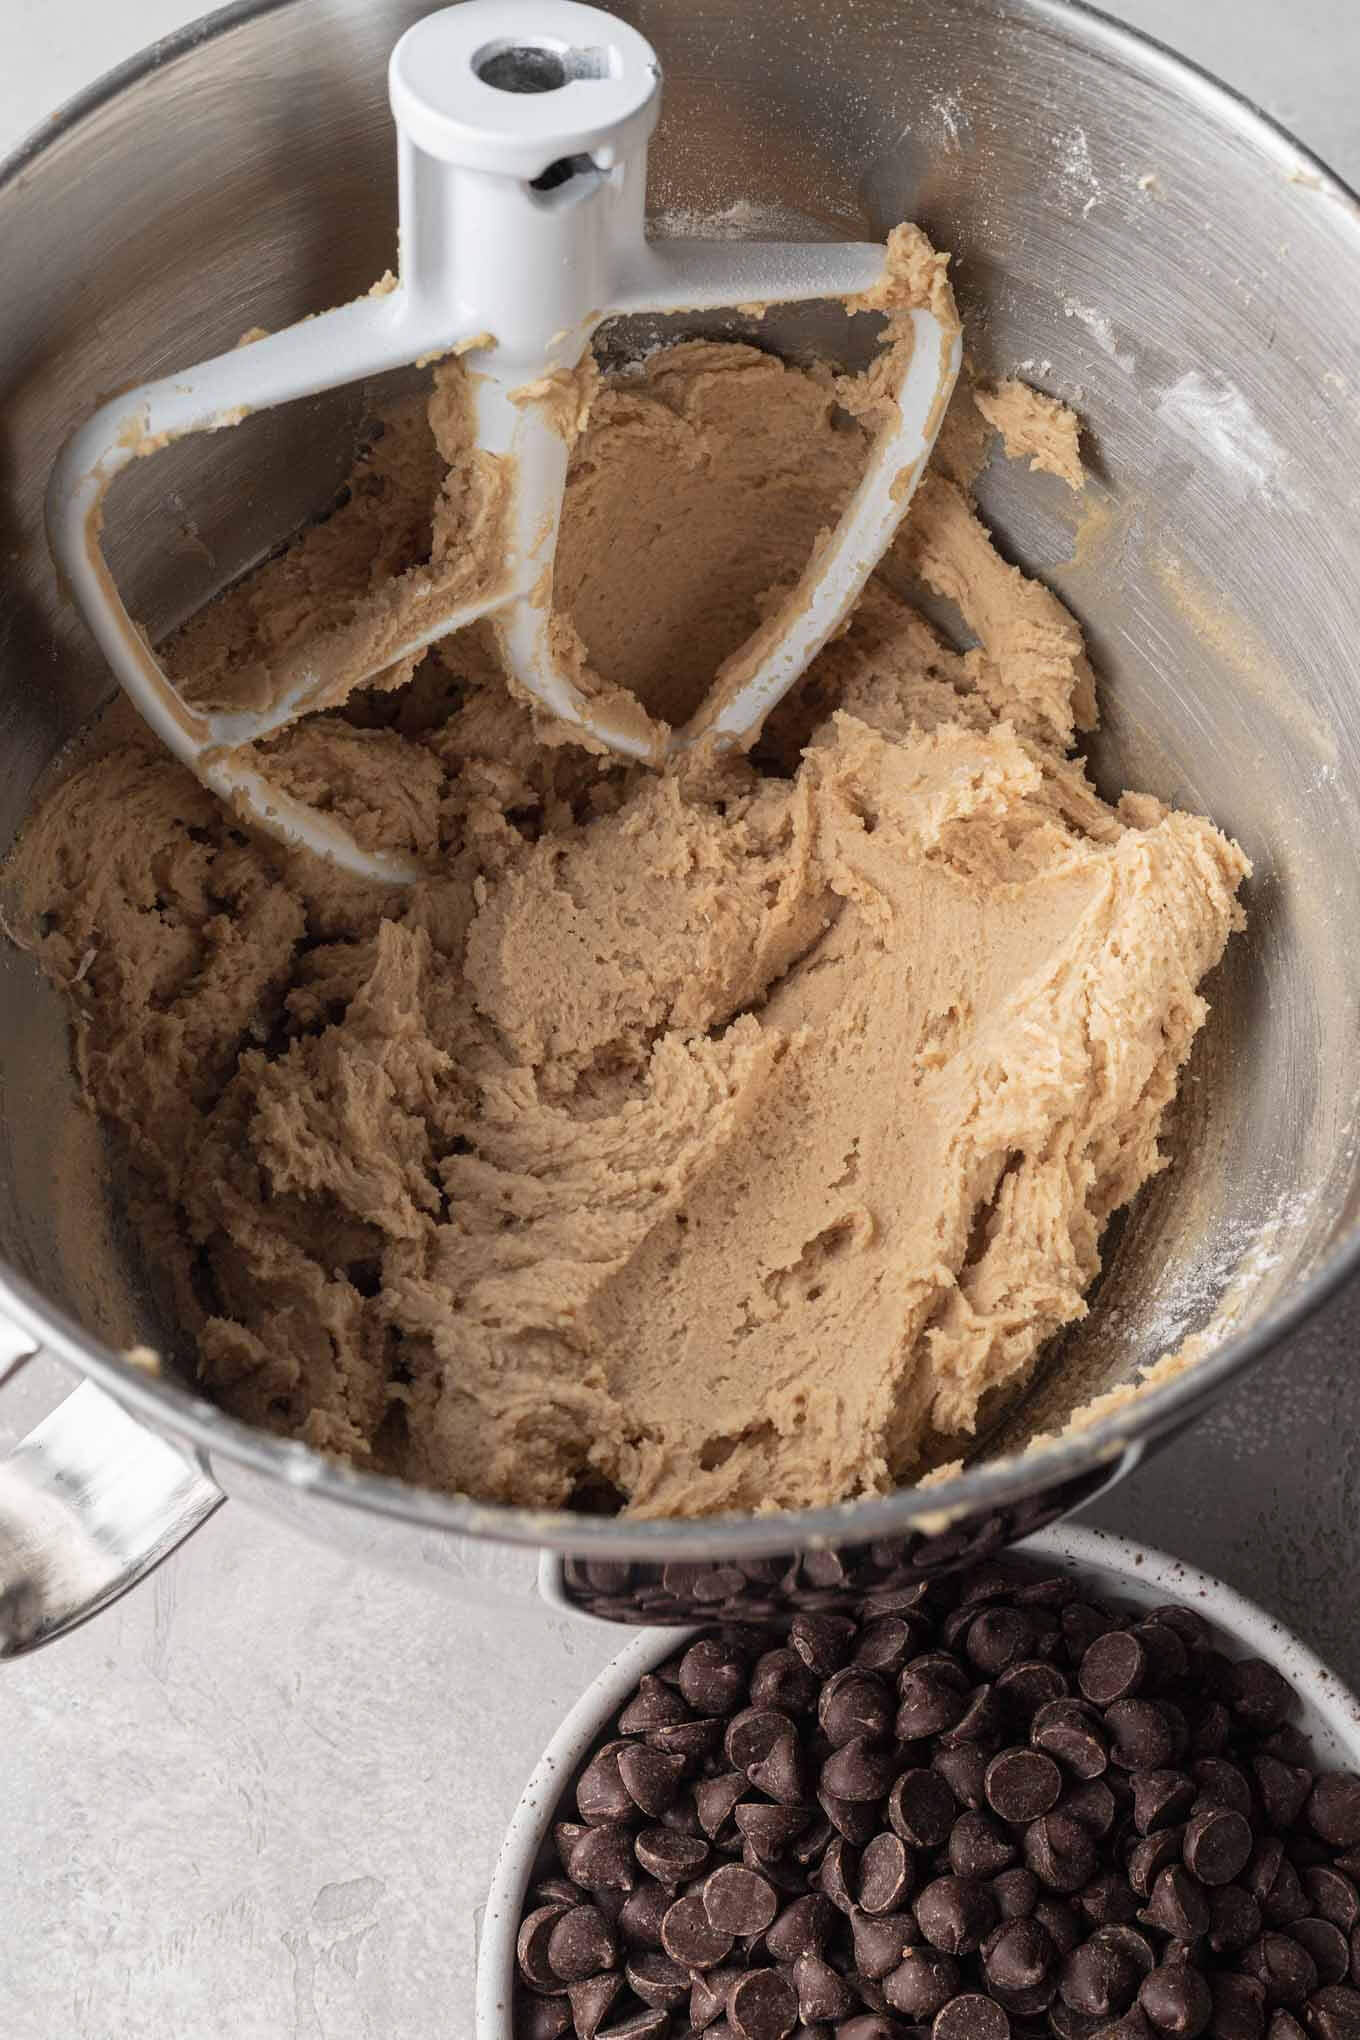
(510, 1558), (1360, 2040)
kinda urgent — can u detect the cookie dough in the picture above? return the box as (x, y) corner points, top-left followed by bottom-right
(8, 231), (1248, 1517)
(975, 378), (1084, 489)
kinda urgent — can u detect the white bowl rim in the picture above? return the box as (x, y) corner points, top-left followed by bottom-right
(476, 1522), (1360, 2038)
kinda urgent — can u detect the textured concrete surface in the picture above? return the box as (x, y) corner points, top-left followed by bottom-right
(2, 3), (1359, 2035)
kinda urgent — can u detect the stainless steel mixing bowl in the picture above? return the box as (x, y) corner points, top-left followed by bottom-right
(2, 0), (1358, 1653)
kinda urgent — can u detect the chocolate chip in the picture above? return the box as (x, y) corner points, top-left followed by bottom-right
(728, 1968), (800, 2040)
(1225, 1662), (1296, 1735)
(994, 1869), (1041, 1920)
(1265, 1861), (1310, 1930)
(726, 1710), (805, 1805)
(822, 1737), (901, 1803)
(1209, 1974), (1267, 2040)
(1141, 1966), (1214, 2037)
(1305, 1986), (1360, 2040)
(578, 1747), (638, 1826)
(1136, 1623), (1192, 1688)
(1255, 1759), (1315, 1833)
(1194, 1764), (1254, 1818)
(621, 1951), (689, 2012)
(1291, 1921), (1351, 1988)
(891, 1771), (959, 1849)
(548, 1905), (618, 1984)
(790, 1613), (857, 1677)
(619, 1676), (692, 1734)
(734, 1804), (813, 1861)
(790, 1815), (834, 1868)
(764, 1893), (836, 1964)
(1191, 1706), (1234, 1760)
(1081, 1634), (1149, 1707)
(1143, 1866), (1211, 1942)
(838, 2016), (914, 2040)
(984, 1917), (1056, 1997)
(818, 1835), (861, 1914)
(594, 2010), (667, 2040)
(619, 1745), (687, 1818)
(568, 1825), (639, 1895)
(679, 1639), (750, 1717)
(855, 1912), (922, 1978)
(885, 1950), (963, 2017)
(952, 1813), (1020, 1879)
(937, 1746), (992, 1813)
(969, 1609), (1040, 1677)
(519, 1904), (571, 1991)
(1310, 1781), (1360, 1850)
(1064, 1781), (1119, 1839)
(1033, 1702), (1110, 1781)
(1062, 1927), (1155, 2018)
(1133, 1773), (1197, 1836)
(1078, 1870), (1143, 1927)
(934, 1991), (1012, 2040)
(617, 1880), (670, 1948)
(820, 1785), (883, 1844)
(568, 1970), (629, 2040)
(900, 1665), (972, 1740)
(821, 1669), (896, 1747)
(794, 1951), (859, 2024)
(698, 1774), (750, 1840)
(1025, 1814), (1100, 1894)
(662, 1892), (736, 1969)
(857, 1616), (919, 1675)
(517, 1993), (572, 2040)
(750, 1648), (821, 1716)
(690, 1964), (747, 2031)
(1108, 1703), (1178, 1773)
(916, 1876), (998, 1955)
(1250, 1847), (1290, 1910)
(704, 1865), (780, 1938)
(647, 1717), (722, 1763)
(1241, 1935), (1319, 2008)
(1304, 1872), (1360, 1932)
(635, 1827), (709, 1887)
(861, 1833), (917, 1914)
(943, 1687), (1010, 1750)
(1128, 1832), (1185, 1899)
(1269, 2015), (1308, 2040)
(1185, 1808), (1255, 1887)
(1208, 1888), (1264, 1955)
(999, 1662), (1072, 1722)
(988, 1751), (1065, 1824)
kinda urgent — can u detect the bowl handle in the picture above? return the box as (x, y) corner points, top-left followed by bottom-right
(0, 1335), (222, 1659)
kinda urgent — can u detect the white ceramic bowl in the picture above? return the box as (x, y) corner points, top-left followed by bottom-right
(477, 1525), (1360, 2038)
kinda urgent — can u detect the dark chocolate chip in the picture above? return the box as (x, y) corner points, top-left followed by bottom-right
(934, 1992), (1012, 2040)
(1191, 1706), (1234, 1761)
(838, 2016), (914, 2040)
(820, 1785), (883, 1845)
(1140, 1966), (1213, 2037)
(1135, 1624), (1191, 1689)
(1132, 1773), (1197, 1836)
(1269, 2015), (1308, 2040)
(1128, 1832), (1184, 1899)
(1107, 1703), (1178, 1773)
(1208, 1888), (1264, 1956)
(916, 1876), (998, 1955)
(728, 1968), (800, 2040)
(1193, 1765), (1254, 1818)
(698, 1774), (750, 1840)
(790, 1613), (857, 1677)
(790, 1815), (835, 1868)
(885, 1950), (963, 2018)
(820, 1670), (895, 1748)
(1078, 1871), (1142, 1927)
(548, 1905), (618, 1984)
(1310, 1781), (1360, 1851)
(969, 1609), (1041, 1677)
(1081, 1634), (1149, 1707)
(624, 1951), (690, 2011)
(734, 1804), (814, 1861)
(617, 1880), (670, 1949)
(519, 1903), (571, 1991)
(989, 1751), (1065, 1825)
(1305, 1986), (1360, 2040)
(861, 1833), (917, 1915)
(679, 1640), (750, 1717)
(999, 1663), (1072, 1722)
(818, 1835), (861, 1914)
(1059, 1927), (1155, 2018)
(900, 1665), (972, 1740)
(1209, 1973), (1267, 2040)
(822, 1737), (901, 1803)
(661, 1892), (736, 1969)
(1291, 1921), (1351, 1988)
(578, 1747), (639, 1826)
(1224, 1661), (1296, 1735)
(517, 1991), (572, 2040)
(647, 1717), (723, 1763)
(1063, 1604), (1121, 1663)
(1142, 1866), (1211, 1942)
(636, 1827), (709, 1888)
(891, 1770), (961, 1848)
(855, 1912), (922, 1979)
(726, 1710), (805, 1805)
(765, 1893), (836, 1963)
(594, 2010), (668, 2039)
(1034, 1898), (1084, 1957)
(1303, 1872), (1360, 1932)
(952, 1813), (1021, 1879)
(995, 1869), (1041, 1920)
(619, 1745), (687, 1817)
(856, 1616), (919, 1675)
(1033, 1703), (1110, 1782)
(704, 1864), (780, 1938)
(750, 1649), (821, 1717)
(620, 1676), (692, 1734)
(1254, 1758), (1314, 1833)
(690, 1964), (747, 2031)
(943, 1687), (1010, 1750)
(1063, 1782), (1119, 1840)
(1185, 1808), (1255, 1887)
(985, 1918), (1056, 1996)
(937, 1746), (992, 1813)
(1241, 1936), (1319, 2009)
(1025, 1815), (1100, 1895)
(794, 1951), (859, 2024)
(1265, 1862), (1311, 1931)
(568, 1826), (639, 1895)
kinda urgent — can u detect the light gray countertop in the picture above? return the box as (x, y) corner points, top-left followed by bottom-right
(2, 3), (1358, 2035)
